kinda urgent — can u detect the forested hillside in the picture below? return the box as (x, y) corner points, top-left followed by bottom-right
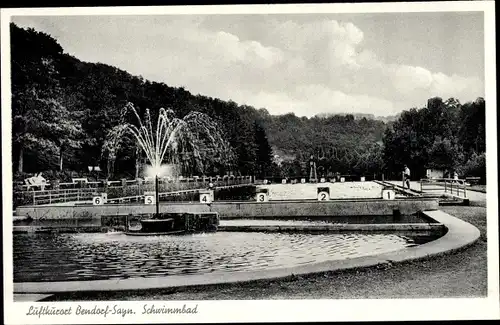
(10, 23), (486, 182)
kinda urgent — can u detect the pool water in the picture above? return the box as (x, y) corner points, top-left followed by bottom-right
(14, 231), (422, 282)
(259, 182), (391, 200)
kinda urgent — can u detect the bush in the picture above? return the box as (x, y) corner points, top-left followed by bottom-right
(13, 169), (100, 182)
(460, 152), (486, 183)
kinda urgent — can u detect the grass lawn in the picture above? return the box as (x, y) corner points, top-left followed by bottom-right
(47, 204), (488, 301)
(468, 184), (487, 193)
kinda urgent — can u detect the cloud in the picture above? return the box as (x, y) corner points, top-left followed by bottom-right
(229, 84), (398, 118)
(12, 15), (484, 117)
(388, 65), (434, 94)
(430, 73), (483, 100)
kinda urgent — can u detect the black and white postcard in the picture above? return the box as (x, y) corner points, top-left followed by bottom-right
(2, 2), (498, 324)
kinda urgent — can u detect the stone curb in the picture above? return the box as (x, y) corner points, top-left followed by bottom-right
(13, 209), (480, 295)
(217, 224), (445, 233)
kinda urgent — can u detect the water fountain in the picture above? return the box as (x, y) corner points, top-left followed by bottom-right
(103, 102), (233, 235)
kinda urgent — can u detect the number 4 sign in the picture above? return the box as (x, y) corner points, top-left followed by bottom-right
(200, 193), (212, 203)
(199, 190), (213, 204)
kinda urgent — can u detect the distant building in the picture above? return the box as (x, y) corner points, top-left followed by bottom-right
(426, 168), (445, 179)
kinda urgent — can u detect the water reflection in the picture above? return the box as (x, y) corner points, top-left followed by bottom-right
(14, 232), (417, 282)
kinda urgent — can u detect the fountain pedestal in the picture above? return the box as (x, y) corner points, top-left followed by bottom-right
(126, 212), (219, 236)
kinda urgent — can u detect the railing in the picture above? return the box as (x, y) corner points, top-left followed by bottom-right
(419, 178), (467, 198)
(16, 188), (100, 206)
(14, 175), (254, 206)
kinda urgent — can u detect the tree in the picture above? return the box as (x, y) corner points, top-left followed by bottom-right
(11, 23), (83, 173)
(382, 97), (484, 180)
(254, 121), (273, 178)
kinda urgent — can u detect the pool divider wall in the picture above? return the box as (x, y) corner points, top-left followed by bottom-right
(15, 198), (439, 221)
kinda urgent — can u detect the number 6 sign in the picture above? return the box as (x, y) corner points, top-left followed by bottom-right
(92, 196), (103, 205)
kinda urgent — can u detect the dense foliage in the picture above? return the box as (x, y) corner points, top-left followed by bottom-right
(383, 97), (486, 180)
(11, 23), (486, 182)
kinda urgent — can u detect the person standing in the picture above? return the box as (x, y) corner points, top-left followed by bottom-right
(403, 164), (411, 189)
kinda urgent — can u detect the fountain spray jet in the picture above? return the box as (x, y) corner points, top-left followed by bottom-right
(102, 102), (235, 217)
(103, 102), (234, 178)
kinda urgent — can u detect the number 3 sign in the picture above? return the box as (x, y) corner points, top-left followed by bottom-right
(256, 192), (268, 202)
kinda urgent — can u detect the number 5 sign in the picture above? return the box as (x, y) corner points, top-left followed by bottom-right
(144, 195), (155, 205)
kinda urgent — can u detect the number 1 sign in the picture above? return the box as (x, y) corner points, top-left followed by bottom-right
(382, 189), (395, 200)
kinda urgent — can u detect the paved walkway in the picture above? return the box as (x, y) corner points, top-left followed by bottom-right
(385, 180), (487, 204)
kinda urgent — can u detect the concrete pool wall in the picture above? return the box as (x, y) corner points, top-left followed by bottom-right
(15, 198), (439, 220)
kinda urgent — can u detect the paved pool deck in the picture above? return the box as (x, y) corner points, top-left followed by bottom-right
(386, 180), (487, 203)
(13, 209), (479, 298)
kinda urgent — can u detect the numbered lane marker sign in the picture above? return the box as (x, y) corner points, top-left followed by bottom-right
(301, 178), (306, 184)
(317, 191), (330, 201)
(282, 179), (287, 184)
(317, 187), (330, 201)
(256, 188), (269, 202)
(199, 192), (213, 204)
(263, 179), (268, 185)
(144, 195), (155, 205)
(100, 192), (108, 203)
(360, 177), (366, 182)
(320, 178), (326, 183)
(256, 192), (268, 202)
(382, 189), (396, 200)
(92, 196), (104, 205)
(340, 177), (345, 183)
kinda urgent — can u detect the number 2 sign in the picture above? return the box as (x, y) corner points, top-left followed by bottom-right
(317, 187), (330, 201)
(317, 191), (330, 201)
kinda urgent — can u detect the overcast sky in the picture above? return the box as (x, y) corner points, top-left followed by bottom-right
(12, 12), (484, 117)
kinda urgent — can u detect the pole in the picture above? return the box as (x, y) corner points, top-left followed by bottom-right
(155, 174), (160, 217)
